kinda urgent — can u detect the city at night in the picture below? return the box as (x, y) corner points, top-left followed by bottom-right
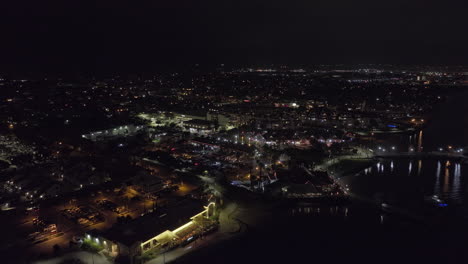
(1, 1), (467, 264)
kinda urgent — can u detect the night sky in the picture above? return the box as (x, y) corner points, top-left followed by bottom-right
(1, 0), (467, 73)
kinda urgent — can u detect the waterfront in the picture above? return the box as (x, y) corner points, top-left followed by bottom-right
(175, 90), (468, 264)
(343, 90), (468, 218)
(175, 200), (468, 264)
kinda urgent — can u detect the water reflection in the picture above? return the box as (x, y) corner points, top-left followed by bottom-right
(443, 164), (450, 193)
(346, 92), (468, 217)
(453, 163), (461, 195)
(434, 161), (441, 195)
(376, 162), (381, 173)
(346, 159), (467, 215)
(417, 160), (422, 176)
(290, 206), (349, 219)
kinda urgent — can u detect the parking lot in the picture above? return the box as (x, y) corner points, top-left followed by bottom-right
(3, 179), (200, 262)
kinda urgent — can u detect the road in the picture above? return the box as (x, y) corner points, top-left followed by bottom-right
(33, 251), (112, 264)
(315, 153), (371, 171)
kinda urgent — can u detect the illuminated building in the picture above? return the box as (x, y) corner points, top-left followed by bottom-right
(81, 125), (145, 141)
(85, 200), (217, 263)
(183, 119), (216, 135)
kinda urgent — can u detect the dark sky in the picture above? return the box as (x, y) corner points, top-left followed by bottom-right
(1, 0), (467, 74)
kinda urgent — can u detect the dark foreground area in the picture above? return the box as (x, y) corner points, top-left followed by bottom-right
(175, 202), (468, 264)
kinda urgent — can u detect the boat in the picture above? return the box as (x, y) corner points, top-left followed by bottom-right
(424, 195), (448, 207)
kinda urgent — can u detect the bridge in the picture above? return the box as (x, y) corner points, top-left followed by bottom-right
(375, 151), (467, 162)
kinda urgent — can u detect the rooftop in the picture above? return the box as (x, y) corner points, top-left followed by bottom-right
(98, 198), (205, 247)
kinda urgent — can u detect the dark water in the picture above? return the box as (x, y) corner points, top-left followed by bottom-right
(178, 202), (468, 264)
(342, 159), (468, 216)
(342, 90), (468, 217)
(179, 91), (468, 264)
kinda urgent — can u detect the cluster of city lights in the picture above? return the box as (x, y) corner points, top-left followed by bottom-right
(376, 145), (464, 153)
(438, 146), (464, 153)
(376, 146), (397, 152)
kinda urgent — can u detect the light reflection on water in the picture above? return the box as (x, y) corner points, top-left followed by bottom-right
(417, 160), (422, 176)
(339, 92), (468, 220)
(290, 205), (348, 218)
(434, 161), (441, 195)
(453, 163), (461, 199)
(343, 157), (467, 214)
(443, 165), (450, 194)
